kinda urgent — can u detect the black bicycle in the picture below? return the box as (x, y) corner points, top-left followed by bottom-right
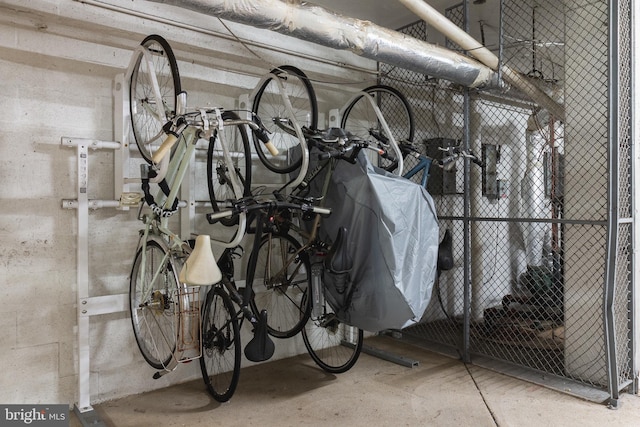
(237, 128), (388, 372)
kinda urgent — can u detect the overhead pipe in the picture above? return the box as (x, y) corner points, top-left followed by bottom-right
(148, 0), (499, 89)
(396, 0), (565, 121)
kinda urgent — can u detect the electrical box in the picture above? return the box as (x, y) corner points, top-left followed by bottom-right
(424, 138), (460, 195)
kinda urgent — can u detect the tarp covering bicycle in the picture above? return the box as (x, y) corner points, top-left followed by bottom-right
(308, 151), (440, 332)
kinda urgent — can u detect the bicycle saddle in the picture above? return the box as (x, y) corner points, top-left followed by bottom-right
(321, 127), (350, 143)
(244, 309), (275, 362)
(325, 227), (353, 274)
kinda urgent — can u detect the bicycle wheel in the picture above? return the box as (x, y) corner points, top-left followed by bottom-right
(340, 84), (415, 150)
(130, 237), (182, 370)
(200, 285), (241, 403)
(252, 65), (317, 174)
(249, 233), (311, 338)
(130, 34), (181, 164)
(302, 290), (364, 373)
(207, 110), (252, 226)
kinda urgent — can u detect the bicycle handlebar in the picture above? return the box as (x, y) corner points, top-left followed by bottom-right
(151, 110), (275, 164)
(271, 120), (396, 168)
(438, 146), (484, 169)
(206, 198), (331, 224)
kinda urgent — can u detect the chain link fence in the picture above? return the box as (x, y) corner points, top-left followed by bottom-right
(378, 0), (634, 403)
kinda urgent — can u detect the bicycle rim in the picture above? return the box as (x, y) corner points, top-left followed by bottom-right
(252, 65), (317, 174)
(249, 233), (311, 338)
(130, 34), (181, 164)
(340, 85), (415, 167)
(200, 286), (241, 402)
(302, 291), (363, 373)
(129, 238), (180, 370)
(207, 110), (252, 226)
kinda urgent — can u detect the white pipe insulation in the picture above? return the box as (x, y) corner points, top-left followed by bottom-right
(396, 0), (565, 121)
(147, 0), (499, 89)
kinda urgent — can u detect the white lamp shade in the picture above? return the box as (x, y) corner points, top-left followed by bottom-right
(179, 235), (222, 285)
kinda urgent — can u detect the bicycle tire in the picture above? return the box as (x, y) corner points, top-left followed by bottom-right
(340, 85), (415, 168)
(252, 65), (318, 174)
(207, 110), (252, 226)
(301, 290), (364, 373)
(129, 237), (182, 370)
(130, 34), (181, 164)
(200, 285), (241, 403)
(249, 233), (311, 338)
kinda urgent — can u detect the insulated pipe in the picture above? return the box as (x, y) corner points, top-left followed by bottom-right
(148, 0), (499, 89)
(397, 0), (566, 121)
(469, 99), (484, 322)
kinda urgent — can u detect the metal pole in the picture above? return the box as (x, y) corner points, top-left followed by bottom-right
(462, 0), (472, 364)
(604, 0), (621, 408)
(76, 142), (91, 412)
(631, 0), (639, 396)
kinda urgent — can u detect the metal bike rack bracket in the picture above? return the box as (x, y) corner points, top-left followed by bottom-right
(61, 137), (129, 423)
(362, 344), (420, 368)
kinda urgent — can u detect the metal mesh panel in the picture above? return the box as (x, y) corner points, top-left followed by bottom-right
(379, 0), (634, 400)
(612, 0), (634, 392)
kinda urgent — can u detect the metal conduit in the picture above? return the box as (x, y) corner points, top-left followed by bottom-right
(397, 0), (565, 120)
(148, 0), (499, 89)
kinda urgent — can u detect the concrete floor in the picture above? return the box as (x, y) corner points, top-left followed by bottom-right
(72, 336), (640, 427)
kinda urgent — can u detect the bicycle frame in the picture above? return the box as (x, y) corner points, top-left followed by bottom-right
(145, 107), (250, 248)
(254, 155), (340, 292)
(403, 152), (434, 188)
(133, 105), (254, 377)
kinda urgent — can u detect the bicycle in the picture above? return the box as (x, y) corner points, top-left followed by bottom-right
(126, 35), (280, 401)
(236, 128), (386, 372)
(128, 35), (277, 220)
(206, 197), (334, 383)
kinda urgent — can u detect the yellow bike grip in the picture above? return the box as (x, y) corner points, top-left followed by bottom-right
(263, 141), (279, 156)
(151, 133), (178, 164)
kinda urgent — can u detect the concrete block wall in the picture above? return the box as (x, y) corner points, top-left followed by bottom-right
(0, 0), (377, 406)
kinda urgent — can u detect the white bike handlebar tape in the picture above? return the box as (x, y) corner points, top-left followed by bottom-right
(151, 133), (179, 164)
(312, 206), (331, 215)
(208, 210), (234, 220)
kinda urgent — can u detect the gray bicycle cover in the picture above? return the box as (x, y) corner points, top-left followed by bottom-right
(307, 151), (439, 332)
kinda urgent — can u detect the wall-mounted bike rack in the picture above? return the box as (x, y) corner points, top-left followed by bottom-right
(62, 61), (417, 425)
(61, 136), (127, 427)
(60, 70), (198, 426)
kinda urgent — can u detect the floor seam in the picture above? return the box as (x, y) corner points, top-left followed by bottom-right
(463, 362), (500, 427)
